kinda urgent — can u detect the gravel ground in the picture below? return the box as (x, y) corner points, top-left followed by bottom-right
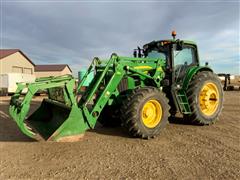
(0, 91), (239, 179)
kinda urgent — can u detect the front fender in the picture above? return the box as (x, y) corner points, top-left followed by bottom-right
(182, 66), (213, 90)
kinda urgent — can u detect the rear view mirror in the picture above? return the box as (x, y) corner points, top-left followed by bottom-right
(176, 41), (184, 51)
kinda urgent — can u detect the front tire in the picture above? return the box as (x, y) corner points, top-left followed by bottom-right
(185, 71), (223, 125)
(120, 87), (170, 139)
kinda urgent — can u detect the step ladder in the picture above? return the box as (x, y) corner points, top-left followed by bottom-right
(176, 89), (191, 114)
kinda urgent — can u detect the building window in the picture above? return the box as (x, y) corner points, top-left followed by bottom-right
(24, 68), (32, 74)
(12, 66), (23, 73)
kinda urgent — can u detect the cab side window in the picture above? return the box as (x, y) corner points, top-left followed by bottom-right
(174, 47), (196, 67)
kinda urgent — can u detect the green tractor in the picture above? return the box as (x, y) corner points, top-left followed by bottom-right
(9, 31), (223, 141)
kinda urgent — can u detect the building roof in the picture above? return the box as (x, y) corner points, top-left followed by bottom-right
(35, 64), (72, 72)
(0, 49), (35, 66)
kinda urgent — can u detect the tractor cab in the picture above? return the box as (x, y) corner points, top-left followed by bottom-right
(134, 31), (209, 115)
(135, 31), (200, 86)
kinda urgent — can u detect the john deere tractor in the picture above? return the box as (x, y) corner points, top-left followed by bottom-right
(9, 31), (223, 141)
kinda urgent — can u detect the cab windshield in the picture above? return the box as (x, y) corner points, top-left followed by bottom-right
(147, 50), (167, 61)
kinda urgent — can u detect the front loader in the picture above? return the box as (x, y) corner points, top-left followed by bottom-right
(9, 32), (223, 141)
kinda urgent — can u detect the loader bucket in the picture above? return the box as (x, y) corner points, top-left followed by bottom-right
(25, 99), (88, 141)
(26, 99), (71, 140)
(9, 75), (90, 141)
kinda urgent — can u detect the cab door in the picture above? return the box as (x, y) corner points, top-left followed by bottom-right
(173, 45), (198, 85)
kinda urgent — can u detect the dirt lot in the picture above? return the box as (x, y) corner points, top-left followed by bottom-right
(0, 91), (239, 179)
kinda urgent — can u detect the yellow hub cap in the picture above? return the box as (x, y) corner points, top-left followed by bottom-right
(141, 100), (162, 128)
(199, 82), (219, 116)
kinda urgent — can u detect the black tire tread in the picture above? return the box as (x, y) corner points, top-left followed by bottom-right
(120, 87), (170, 139)
(185, 71), (224, 125)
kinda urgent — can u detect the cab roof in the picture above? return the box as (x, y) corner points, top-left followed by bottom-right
(161, 39), (197, 45)
(144, 39), (197, 48)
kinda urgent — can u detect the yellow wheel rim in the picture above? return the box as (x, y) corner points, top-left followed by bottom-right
(141, 100), (162, 128)
(199, 82), (219, 116)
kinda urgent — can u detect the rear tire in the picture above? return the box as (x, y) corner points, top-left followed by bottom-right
(120, 87), (170, 139)
(185, 71), (223, 125)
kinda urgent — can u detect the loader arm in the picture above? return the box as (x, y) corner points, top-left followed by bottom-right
(76, 54), (165, 129)
(78, 55), (125, 128)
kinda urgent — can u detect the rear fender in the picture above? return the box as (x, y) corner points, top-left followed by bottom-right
(182, 66), (213, 90)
